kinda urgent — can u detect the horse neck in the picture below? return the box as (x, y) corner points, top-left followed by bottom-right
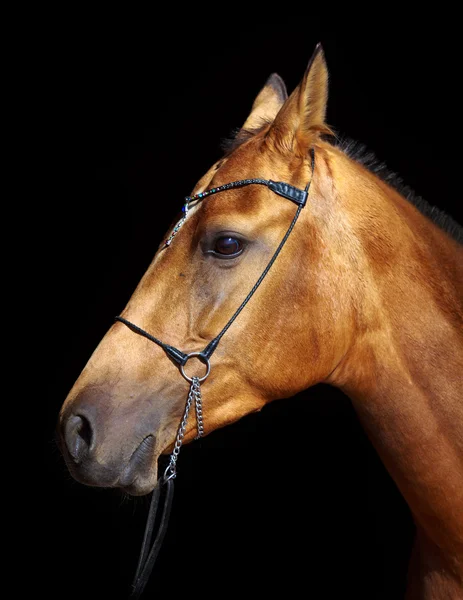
(323, 148), (463, 565)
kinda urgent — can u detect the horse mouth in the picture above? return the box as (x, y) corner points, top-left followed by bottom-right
(118, 435), (159, 496)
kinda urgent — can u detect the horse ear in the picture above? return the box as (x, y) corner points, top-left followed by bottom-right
(241, 73), (288, 130)
(268, 44), (331, 155)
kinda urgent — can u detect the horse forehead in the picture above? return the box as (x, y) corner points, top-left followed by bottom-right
(217, 141), (287, 180)
(200, 147), (291, 217)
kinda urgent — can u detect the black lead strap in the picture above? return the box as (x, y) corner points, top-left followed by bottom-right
(130, 479), (174, 599)
(118, 148), (316, 598)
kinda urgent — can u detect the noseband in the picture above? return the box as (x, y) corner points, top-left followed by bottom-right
(116, 148), (315, 597)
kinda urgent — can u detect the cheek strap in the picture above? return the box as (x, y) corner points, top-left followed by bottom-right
(115, 147), (315, 367)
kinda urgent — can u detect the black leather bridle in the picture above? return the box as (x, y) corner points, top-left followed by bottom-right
(116, 148), (316, 597)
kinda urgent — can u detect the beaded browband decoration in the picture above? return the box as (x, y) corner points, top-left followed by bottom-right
(163, 178), (308, 248)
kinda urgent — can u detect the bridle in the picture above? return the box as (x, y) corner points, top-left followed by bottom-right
(115, 148), (316, 597)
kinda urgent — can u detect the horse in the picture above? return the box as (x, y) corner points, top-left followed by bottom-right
(57, 45), (463, 599)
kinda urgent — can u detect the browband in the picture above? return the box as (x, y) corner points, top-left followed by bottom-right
(184, 178), (308, 207)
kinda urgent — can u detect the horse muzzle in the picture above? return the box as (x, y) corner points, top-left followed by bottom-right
(57, 387), (166, 496)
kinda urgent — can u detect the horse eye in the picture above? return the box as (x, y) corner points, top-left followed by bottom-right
(213, 236), (243, 257)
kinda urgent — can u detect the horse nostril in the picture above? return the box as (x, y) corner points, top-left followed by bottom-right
(64, 414), (93, 464)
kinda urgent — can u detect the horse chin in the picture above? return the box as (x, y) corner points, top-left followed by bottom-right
(120, 480), (156, 496)
(118, 467), (158, 496)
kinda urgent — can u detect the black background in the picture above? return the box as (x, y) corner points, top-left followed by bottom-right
(45, 26), (461, 600)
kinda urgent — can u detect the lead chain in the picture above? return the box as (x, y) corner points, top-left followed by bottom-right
(191, 377), (204, 439)
(164, 376), (203, 481)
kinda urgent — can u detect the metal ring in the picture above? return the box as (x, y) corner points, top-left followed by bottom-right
(163, 465), (176, 482)
(180, 352), (211, 383)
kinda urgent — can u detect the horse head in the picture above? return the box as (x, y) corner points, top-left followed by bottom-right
(57, 46), (358, 494)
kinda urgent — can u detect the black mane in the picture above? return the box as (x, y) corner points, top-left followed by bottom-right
(335, 137), (463, 245)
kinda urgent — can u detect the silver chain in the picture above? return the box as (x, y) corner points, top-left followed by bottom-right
(192, 377), (204, 439)
(164, 376), (204, 481)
